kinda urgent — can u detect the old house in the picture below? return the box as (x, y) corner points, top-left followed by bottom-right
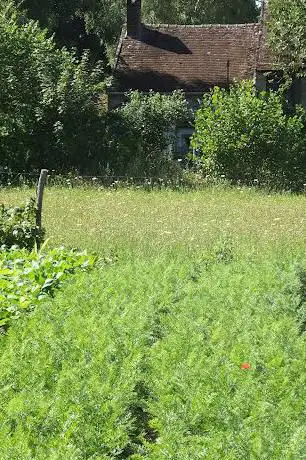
(109, 0), (306, 153)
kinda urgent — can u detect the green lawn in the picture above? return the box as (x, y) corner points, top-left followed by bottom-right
(0, 186), (305, 459)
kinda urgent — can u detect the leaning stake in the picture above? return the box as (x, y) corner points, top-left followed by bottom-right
(36, 169), (48, 249)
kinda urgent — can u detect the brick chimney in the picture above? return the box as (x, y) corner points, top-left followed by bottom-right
(127, 0), (141, 38)
(260, 0), (269, 25)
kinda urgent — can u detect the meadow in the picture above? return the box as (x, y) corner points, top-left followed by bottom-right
(0, 186), (305, 256)
(0, 186), (305, 459)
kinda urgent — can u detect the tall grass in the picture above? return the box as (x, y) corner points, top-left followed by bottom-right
(0, 187), (304, 258)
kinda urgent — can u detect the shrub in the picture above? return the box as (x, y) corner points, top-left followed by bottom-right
(0, 4), (191, 179)
(0, 198), (44, 250)
(113, 90), (192, 177)
(0, 5), (192, 179)
(191, 81), (306, 190)
(0, 246), (97, 327)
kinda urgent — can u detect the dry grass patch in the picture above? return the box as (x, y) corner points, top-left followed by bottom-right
(0, 187), (304, 258)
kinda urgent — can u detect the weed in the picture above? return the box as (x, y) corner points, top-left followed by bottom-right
(0, 246), (97, 328)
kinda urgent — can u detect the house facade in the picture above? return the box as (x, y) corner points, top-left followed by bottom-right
(109, 0), (306, 153)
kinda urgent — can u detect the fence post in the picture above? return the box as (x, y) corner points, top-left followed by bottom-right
(36, 169), (48, 247)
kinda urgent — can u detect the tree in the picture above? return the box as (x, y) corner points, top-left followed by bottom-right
(143, 0), (259, 25)
(268, 0), (306, 76)
(0, 6), (107, 173)
(10, 0), (108, 62)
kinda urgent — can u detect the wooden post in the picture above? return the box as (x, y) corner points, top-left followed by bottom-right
(36, 169), (48, 247)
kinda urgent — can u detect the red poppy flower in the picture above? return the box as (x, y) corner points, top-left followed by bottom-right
(241, 362), (251, 369)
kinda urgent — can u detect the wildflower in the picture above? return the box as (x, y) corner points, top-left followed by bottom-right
(241, 362), (251, 370)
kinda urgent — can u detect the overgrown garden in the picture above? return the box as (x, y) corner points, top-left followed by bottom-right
(0, 187), (305, 458)
(0, 0), (305, 457)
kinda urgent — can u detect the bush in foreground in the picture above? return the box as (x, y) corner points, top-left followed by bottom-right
(191, 81), (306, 191)
(0, 198), (43, 250)
(0, 246), (97, 328)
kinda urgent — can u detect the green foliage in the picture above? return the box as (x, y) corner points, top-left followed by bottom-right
(145, 256), (306, 459)
(0, 261), (159, 458)
(0, 8), (106, 173)
(0, 187), (305, 456)
(297, 269), (306, 332)
(0, 252), (305, 457)
(191, 81), (306, 190)
(0, 246), (97, 327)
(0, 198), (43, 250)
(269, 0), (306, 76)
(114, 90), (192, 176)
(143, 0), (259, 26)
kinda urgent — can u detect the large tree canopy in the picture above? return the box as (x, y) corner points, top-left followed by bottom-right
(143, 0), (259, 25)
(0, 6), (107, 172)
(8, 0), (259, 64)
(268, 0), (306, 76)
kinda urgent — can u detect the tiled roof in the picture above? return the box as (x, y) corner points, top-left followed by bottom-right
(113, 23), (269, 92)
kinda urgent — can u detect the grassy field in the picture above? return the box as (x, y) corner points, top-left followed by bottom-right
(0, 186), (305, 256)
(0, 186), (305, 458)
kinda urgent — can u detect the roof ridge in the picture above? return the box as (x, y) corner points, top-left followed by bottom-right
(144, 23), (259, 28)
